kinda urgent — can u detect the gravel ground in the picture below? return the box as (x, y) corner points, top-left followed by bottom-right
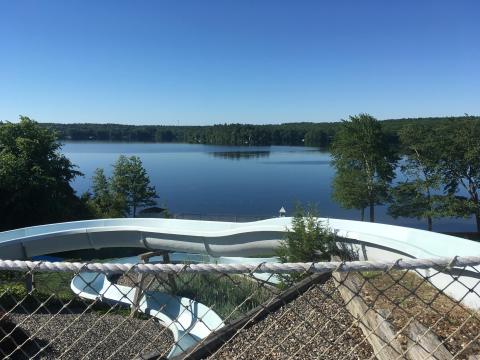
(209, 278), (374, 360)
(7, 310), (173, 360)
(4, 278), (373, 360)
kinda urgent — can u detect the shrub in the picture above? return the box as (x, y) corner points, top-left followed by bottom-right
(277, 205), (337, 263)
(276, 205), (339, 285)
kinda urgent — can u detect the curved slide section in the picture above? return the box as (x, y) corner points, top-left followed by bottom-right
(1, 217), (479, 260)
(71, 255), (225, 358)
(70, 253), (278, 357)
(1, 217), (480, 308)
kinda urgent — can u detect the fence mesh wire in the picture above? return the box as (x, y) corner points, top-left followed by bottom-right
(1, 256), (479, 360)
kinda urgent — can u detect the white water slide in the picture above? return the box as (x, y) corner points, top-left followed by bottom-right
(1, 217), (480, 356)
(70, 253), (278, 358)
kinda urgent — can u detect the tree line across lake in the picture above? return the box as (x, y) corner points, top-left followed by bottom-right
(40, 115), (477, 148)
(1, 115), (480, 233)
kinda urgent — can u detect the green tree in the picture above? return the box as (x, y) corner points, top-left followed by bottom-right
(332, 167), (369, 221)
(331, 114), (397, 222)
(84, 168), (127, 218)
(304, 128), (328, 147)
(388, 125), (451, 231)
(111, 155), (158, 217)
(388, 183), (456, 231)
(439, 118), (480, 231)
(0, 116), (88, 230)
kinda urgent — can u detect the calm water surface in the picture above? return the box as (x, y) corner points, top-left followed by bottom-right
(63, 142), (474, 232)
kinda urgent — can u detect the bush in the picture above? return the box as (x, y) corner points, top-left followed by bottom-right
(277, 205), (337, 263)
(276, 205), (339, 285)
(0, 283), (28, 299)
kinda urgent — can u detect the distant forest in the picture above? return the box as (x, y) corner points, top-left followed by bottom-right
(38, 116), (479, 148)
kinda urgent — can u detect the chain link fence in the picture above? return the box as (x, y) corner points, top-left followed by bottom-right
(1, 256), (480, 359)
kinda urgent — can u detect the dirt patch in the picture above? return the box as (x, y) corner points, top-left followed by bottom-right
(358, 269), (480, 358)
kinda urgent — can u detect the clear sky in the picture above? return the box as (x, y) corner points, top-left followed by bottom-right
(0, 0), (478, 125)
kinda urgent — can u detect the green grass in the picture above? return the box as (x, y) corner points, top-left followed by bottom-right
(0, 273), (137, 317)
(33, 272), (74, 301)
(170, 273), (276, 319)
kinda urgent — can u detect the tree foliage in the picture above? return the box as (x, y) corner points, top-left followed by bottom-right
(86, 156), (158, 218)
(438, 117), (480, 231)
(332, 168), (370, 221)
(331, 114), (397, 222)
(388, 183), (456, 230)
(37, 115), (477, 147)
(84, 169), (127, 218)
(388, 124), (456, 230)
(0, 117), (88, 230)
(111, 156), (158, 217)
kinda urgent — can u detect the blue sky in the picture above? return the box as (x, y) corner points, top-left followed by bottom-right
(0, 0), (478, 125)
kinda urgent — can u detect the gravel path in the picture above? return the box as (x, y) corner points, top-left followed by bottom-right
(8, 311), (173, 359)
(209, 278), (374, 359)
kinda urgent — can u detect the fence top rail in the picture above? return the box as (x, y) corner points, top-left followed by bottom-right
(0, 255), (479, 274)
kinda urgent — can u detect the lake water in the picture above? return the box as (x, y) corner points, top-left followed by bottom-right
(63, 142), (474, 232)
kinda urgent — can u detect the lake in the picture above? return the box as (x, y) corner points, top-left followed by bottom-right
(63, 142), (474, 232)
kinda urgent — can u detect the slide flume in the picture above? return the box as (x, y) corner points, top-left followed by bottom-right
(70, 253), (279, 358)
(1, 217), (480, 309)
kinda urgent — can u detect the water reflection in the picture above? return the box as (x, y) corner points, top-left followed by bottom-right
(209, 151), (271, 160)
(262, 160), (331, 165)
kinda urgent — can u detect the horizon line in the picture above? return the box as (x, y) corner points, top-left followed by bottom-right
(4, 113), (479, 127)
